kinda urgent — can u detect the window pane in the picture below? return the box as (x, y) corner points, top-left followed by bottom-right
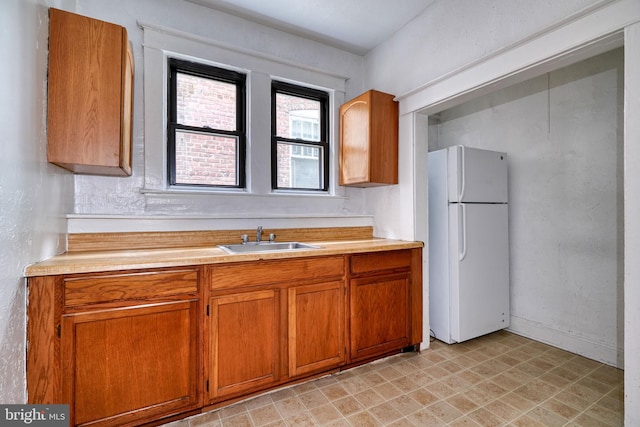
(175, 131), (237, 186)
(276, 142), (322, 189)
(176, 73), (236, 131)
(275, 93), (320, 140)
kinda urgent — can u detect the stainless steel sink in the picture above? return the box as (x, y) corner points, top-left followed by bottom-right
(218, 241), (322, 254)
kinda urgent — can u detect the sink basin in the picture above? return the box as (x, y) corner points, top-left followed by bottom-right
(218, 241), (322, 254)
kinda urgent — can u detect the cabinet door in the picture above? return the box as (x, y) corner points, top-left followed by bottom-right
(209, 290), (280, 401)
(61, 301), (200, 427)
(288, 281), (345, 377)
(339, 96), (370, 185)
(350, 273), (411, 362)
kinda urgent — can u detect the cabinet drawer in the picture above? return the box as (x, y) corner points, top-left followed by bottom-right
(350, 250), (412, 275)
(210, 256), (344, 290)
(64, 269), (199, 307)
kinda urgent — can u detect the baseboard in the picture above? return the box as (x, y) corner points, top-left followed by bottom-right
(508, 315), (623, 368)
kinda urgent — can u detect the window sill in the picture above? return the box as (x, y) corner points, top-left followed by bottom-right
(140, 187), (347, 200)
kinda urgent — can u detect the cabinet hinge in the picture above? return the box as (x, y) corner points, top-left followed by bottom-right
(206, 305), (210, 316)
(56, 324), (61, 338)
(206, 380), (209, 392)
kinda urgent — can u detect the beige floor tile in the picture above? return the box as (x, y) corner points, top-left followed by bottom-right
(249, 404), (283, 427)
(589, 365), (624, 387)
(309, 403), (342, 424)
(446, 393), (479, 415)
(221, 413), (252, 427)
(360, 371), (388, 387)
(442, 374), (473, 393)
(369, 402), (404, 424)
(408, 387), (440, 406)
(319, 384), (349, 401)
(189, 410), (221, 426)
(298, 389), (330, 410)
(511, 414), (547, 427)
(389, 375), (421, 393)
(568, 412), (612, 427)
(424, 400), (464, 423)
(498, 392), (537, 412)
(526, 406), (567, 427)
(552, 389), (592, 411)
(466, 407), (504, 427)
(512, 379), (558, 404)
(373, 381), (404, 400)
(282, 412), (316, 427)
(353, 388), (385, 409)
(217, 403), (248, 420)
(346, 410), (384, 427)
(332, 396), (363, 417)
(385, 417), (417, 427)
(583, 404), (624, 426)
(406, 408), (441, 426)
(375, 365), (404, 381)
(388, 394), (422, 416)
(274, 396), (307, 418)
(483, 399), (522, 423)
(539, 398), (581, 420)
(449, 416), (482, 426)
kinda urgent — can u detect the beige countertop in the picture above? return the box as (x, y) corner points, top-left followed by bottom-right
(24, 238), (423, 277)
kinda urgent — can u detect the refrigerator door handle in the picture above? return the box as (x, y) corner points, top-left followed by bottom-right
(458, 145), (466, 201)
(459, 203), (467, 261)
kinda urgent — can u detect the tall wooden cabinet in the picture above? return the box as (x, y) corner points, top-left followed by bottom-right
(339, 90), (398, 187)
(47, 8), (134, 176)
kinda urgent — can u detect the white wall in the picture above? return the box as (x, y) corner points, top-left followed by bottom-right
(0, 0), (73, 402)
(429, 49), (624, 366)
(69, 0), (369, 230)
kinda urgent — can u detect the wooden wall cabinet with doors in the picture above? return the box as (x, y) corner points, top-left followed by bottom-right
(206, 256), (346, 405)
(27, 268), (203, 427)
(339, 90), (399, 187)
(47, 8), (134, 176)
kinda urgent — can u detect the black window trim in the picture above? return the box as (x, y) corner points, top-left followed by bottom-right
(167, 58), (247, 189)
(271, 80), (330, 192)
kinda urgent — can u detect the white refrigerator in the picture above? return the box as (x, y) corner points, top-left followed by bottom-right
(428, 145), (510, 344)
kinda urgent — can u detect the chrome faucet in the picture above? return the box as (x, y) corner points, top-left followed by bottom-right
(256, 226), (263, 242)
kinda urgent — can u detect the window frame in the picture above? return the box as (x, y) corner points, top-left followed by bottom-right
(271, 81), (330, 192)
(167, 58), (247, 189)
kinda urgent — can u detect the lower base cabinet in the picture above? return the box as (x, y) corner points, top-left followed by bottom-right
(350, 272), (410, 361)
(62, 301), (200, 427)
(27, 248), (422, 427)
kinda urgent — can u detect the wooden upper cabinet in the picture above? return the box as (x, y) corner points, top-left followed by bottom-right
(47, 8), (134, 176)
(339, 90), (398, 187)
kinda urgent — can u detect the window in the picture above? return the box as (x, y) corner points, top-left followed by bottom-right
(168, 59), (246, 188)
(272, 81), (329, 191)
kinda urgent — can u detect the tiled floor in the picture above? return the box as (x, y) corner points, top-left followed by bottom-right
(167, 331), (624, 426)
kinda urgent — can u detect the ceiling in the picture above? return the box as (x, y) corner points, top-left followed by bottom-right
(186, 0), (436, 55)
